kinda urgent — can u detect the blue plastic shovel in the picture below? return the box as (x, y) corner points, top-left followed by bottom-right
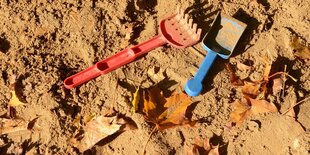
(185, 12), (247, 96)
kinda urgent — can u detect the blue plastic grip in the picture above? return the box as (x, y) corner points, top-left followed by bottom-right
(185, 49), (218, 96)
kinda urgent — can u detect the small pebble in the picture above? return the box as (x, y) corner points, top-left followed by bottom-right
(247, 121), (259, 132)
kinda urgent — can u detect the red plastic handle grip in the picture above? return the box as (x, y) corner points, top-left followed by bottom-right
(64, 35), (166, 89)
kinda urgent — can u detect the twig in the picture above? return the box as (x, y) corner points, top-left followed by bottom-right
(268, 72), (298, 82)
(282, 96), (310, 115)
(281, 65), (287, 99)
(142, 127), (157, 155)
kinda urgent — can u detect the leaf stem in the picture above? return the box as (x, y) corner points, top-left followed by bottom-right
(142, 126), (157, 155)
(282, 96), (310, 115)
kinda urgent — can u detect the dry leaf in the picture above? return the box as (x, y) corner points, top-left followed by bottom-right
(249, 98), (278, 115)
(228, 100), (250, 127)
(188, 138), (219, 155)
(290, 36), (310, 60)
(147, 67), (165, 83)
(73, 115), (82, 128)
(263, 57), (272, 81)
(84, 113), (97, 123)
(282, 91), (297, 117)
(228, 98), (277, 127)
(294, 47), (310, 59)
(225, 63), (244, 86)
(237, 62), (252, 71)
(143, 86), (194, 130)
(124, 24), (133, 40)
(241, 82), (261, 97)
(272, 78), (284, 95)
(159, 92), (193, 127)
(8, 91), (25, 107)
(143, 86), (166, 123)
(0, 117), (38, 135)
(71, 115), (132, 152)
(131, 87), (140, 113)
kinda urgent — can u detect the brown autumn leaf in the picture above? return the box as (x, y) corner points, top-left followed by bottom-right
(237, 62), (252, 71)
(272, 78), (284, 96)
(294, 47), (310, 60)
(228, 100), (250, 127)
(241, 82), (261, 97)
(281, 90), (297, 118)
(249, 98), (278, 115)
(147, 66), (165, 83)
(225, 63), (244, 86)
(187, 138), (219, 155)
(0, 117), (38, 135)
(228, 98), (278, 127)
(143, 86), (166, 124)
(143, 86), (194, 130)
(71, 115), (136, 152)
(262, 57), (272, 81)
(158, 92), (194, 129)
(290, 36), (310, 60)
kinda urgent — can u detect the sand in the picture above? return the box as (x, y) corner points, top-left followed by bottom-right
(0, 0), (309, 154)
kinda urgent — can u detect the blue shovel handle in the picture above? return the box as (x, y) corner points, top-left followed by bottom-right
(185, 49), (217, 96)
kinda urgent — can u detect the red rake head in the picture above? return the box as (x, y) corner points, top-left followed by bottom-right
(159, 7), (202, 48)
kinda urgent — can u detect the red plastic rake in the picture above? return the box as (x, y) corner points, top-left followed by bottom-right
(64, 8), (201, 89)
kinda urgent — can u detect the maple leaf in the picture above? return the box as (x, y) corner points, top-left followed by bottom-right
(8, 91), (25, 107)
(228, 100), (250, 127)
(142, 86), (195, 154)
(143, 86), (166, 124)
(143, 86), (194, 130)
(249, 98), (277, 114)
(228, 98), (277, 127)
(158, 92), (194, 129)
(71, 115), (136, 152)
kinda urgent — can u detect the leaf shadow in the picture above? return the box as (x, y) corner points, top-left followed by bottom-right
(209, 134), (228, 155)
(185, 101), (199, 120)
(96, 132), (122, 147)
(156, 78), (178, 97)
(21, 139), (40, 154)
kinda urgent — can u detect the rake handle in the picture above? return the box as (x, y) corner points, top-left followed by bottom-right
(64, 35), (167, 89)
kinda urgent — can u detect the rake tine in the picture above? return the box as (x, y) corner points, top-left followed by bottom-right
(195, 28), (202, 40)
(177, 6), (184, 15)
(192, 23), (197, 33)
(179, 14), (187, 25)
(179, 9), (185, 18)
(186, 23), (198, 37)
(183, 14), (189, 23)
(188, 18), (193, 29)
(176, 8), (184, 20)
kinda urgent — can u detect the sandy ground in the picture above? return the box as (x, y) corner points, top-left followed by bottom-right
(0, 0), (309, 154)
